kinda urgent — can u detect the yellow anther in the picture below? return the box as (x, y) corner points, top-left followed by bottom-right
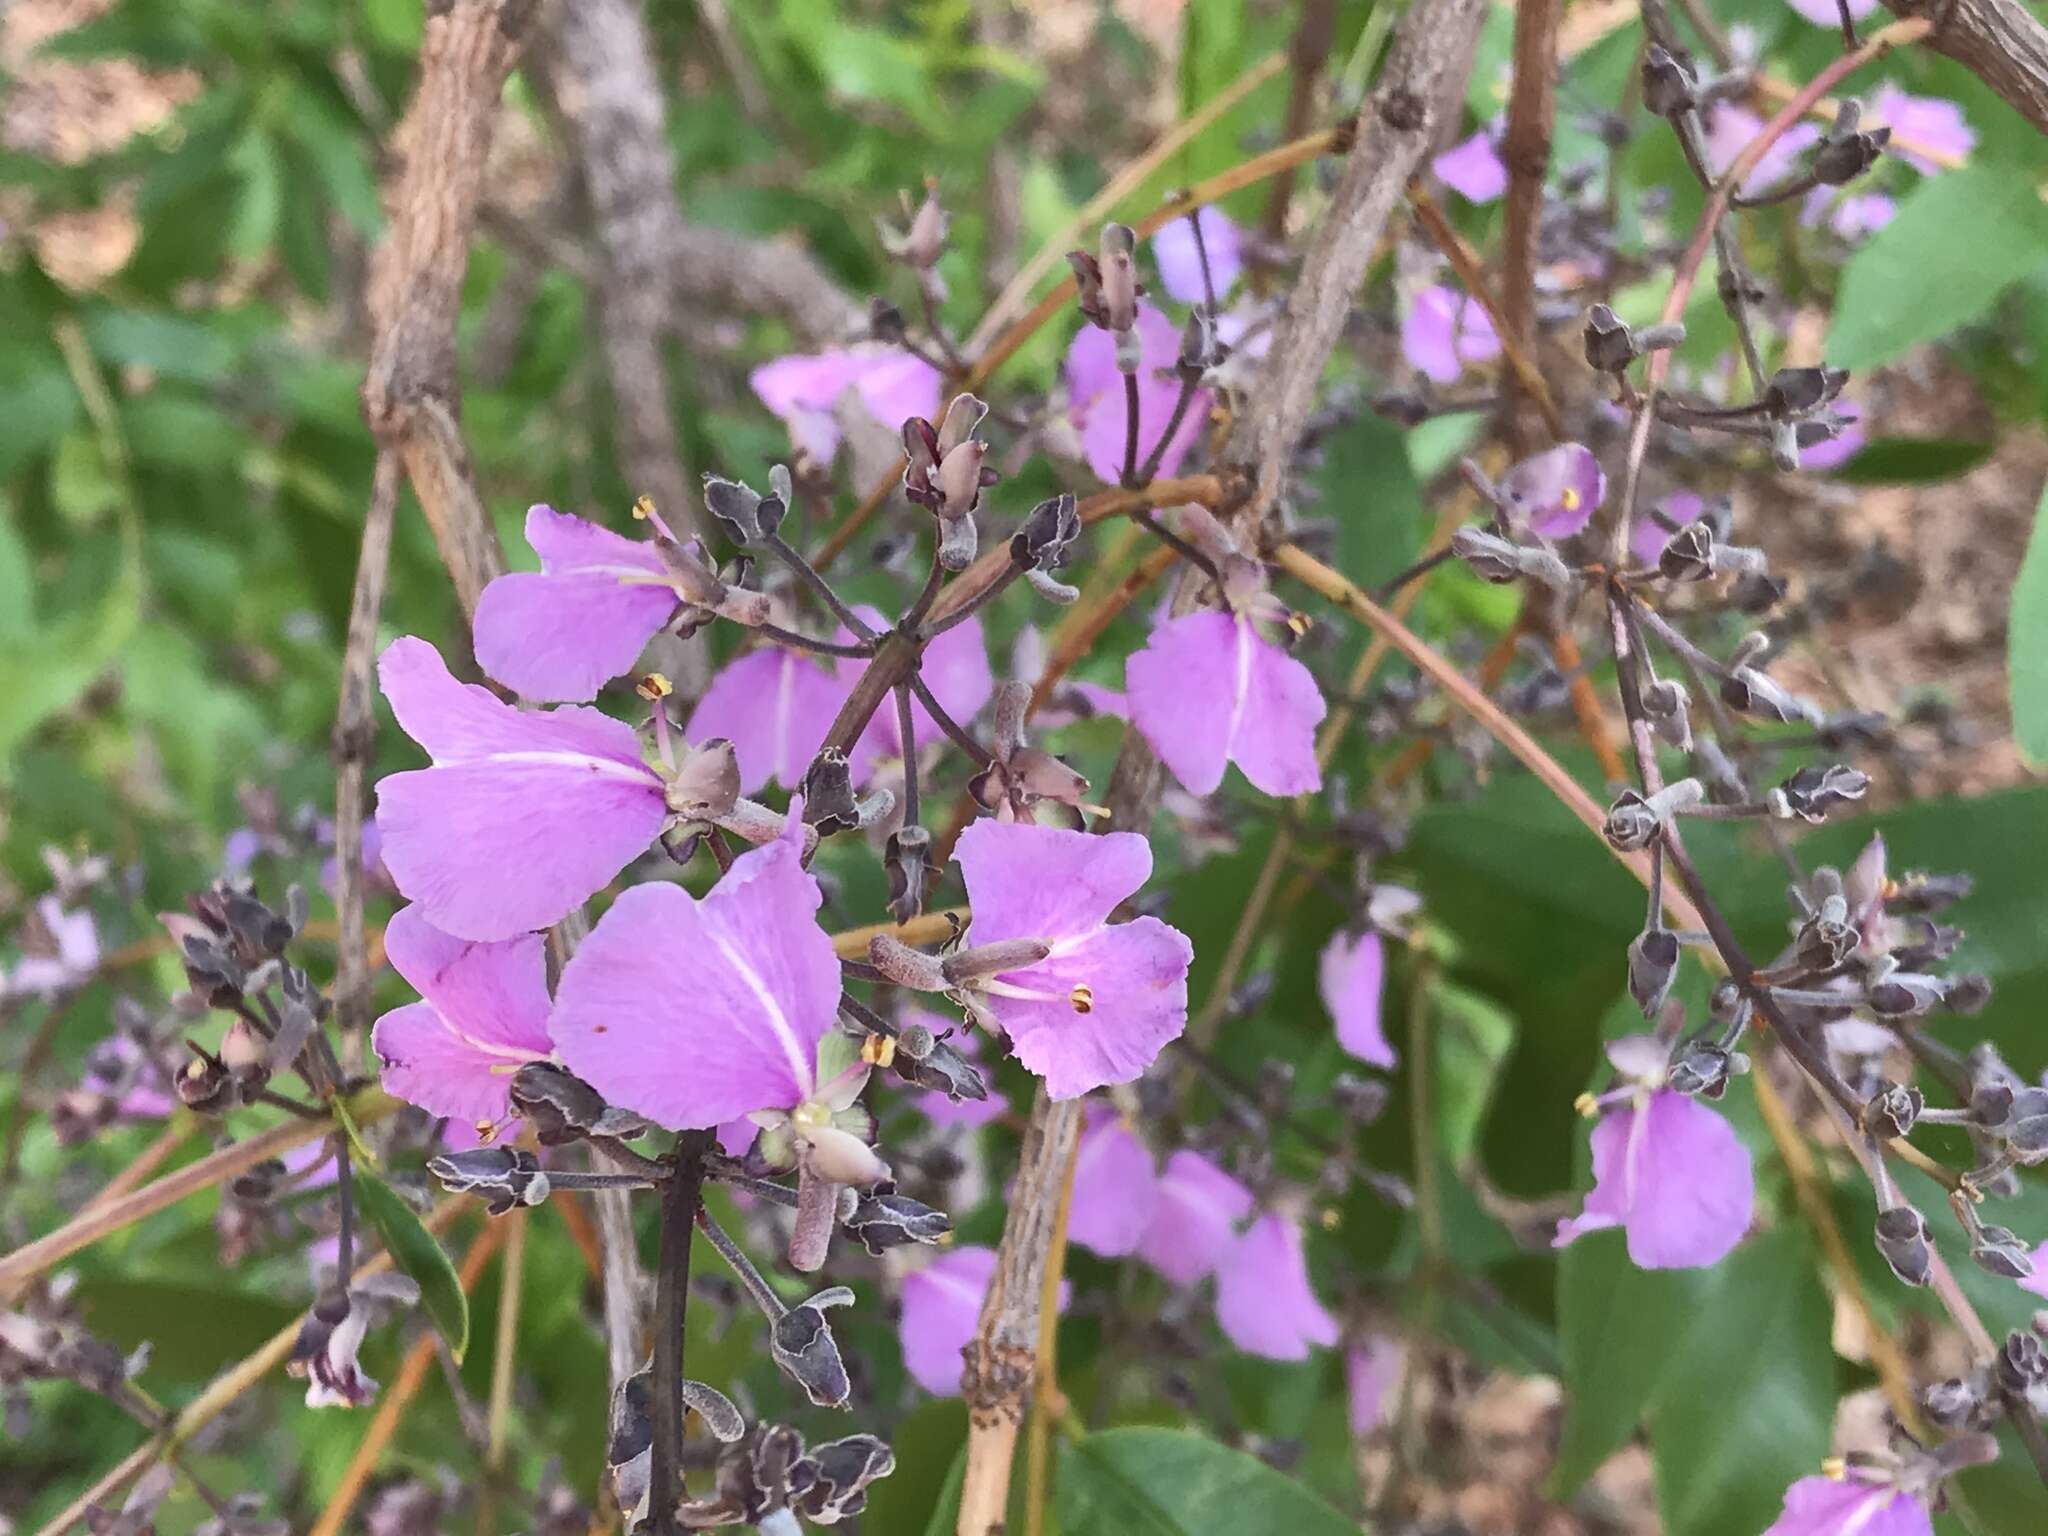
(476, 1119), (498, 1144)
(861, 1032), (898, 1069)
(1286, 611), (1312, 639)
(1318, 1206), (1342, 1232)
(1069, 983), (1095, 1015)
(631, 494), (657, 521)
(1561, 487), (1582, 511)
(1821, 1457), (1847, 1482)
(637, 672), (674, 701)
(1573, 1091), (1601, 1120)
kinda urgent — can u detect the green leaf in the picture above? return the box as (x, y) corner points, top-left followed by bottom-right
(1550, 1233), (1710, 1495)
(1829, 168), (2048, 371)
(2011, 479), (2048, 764)
(1056, 1427), (1360, 1536)
(353, 1171), (469, 1363)
(1828, 435), (1993, 485)
(0, 512), (142, 766)
(1647, 1233), (1836, 1536)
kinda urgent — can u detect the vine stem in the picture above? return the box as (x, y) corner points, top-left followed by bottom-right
(649, 1132), (713, 1536)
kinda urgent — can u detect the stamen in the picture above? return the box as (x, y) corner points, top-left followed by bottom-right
(1572, 1091), (1600, 1119)
(1561, 486), (1582, 511)
(1285, 611), (1312, 640)
(1318, 1205), (1341, 1232)
(636, 673), (673, 701)
(1821, 1457), (1847, 1482)
(861, 1032), (897, 1069)
(1069, 983), (1094, 1014)
(475, 1119), (498, 1144)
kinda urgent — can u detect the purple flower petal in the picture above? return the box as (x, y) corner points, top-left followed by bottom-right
(1762, 1475), (1930, 1536)
(1319, 929), (1394, 1069)
(1346, 1335), (1405, 1434)
(1432, 131), (1508, 203)
(550, 835), (840, 1128)
(1066, 1111), (1162, 1258)
(1151, 207), (1244, 305)
(1868, 85), (1973, 175)
(374, 638), (667, 939)
(751, 346), (942, 461)
(1783, 0), (1877, 23)
(371, 904), (553, 1124)
(473, 506), (682, 702)
(686, 646), (849, 795)
(953, 821), (1192, 1101)
(1127, 610), (1325, 797)
(1705, 106), (1822, 195)
(1137, 1149), (1252, 1286)
(2020, 1242), (2048, 1300)
(1400, 285), (1500, 384)
(1555, 1090), (1754, 1269)
(899, 1245), (995, 1396)
(1800, 420), (1865, 472)
(1066, 305), (1211, 485)
(1215, 1212), (1338, 1360)
(1631, 490), (1704, 568)
(1500, 443), (1607, 540)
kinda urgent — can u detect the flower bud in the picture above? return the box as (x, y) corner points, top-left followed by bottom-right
(1813, 125), (1889, 186)
(885, 826), (932, 924)
(1666, 1039), (1743, 1098)
(1011, 493), (1080, 572)
(1867, 971), (1946, 1018)
(842, 1187), (953, 1255)
(1765, 366), (1849, 418)
(1582, 305), (1637, 372)
(1970, 1224), (2035, 1280)
(1862, 1080), (1923, 1140)
(1874, 1205), (1933, 1287)
(1769, 764), (1870, 824)
(1922, 1374), (1983, 1428)
(1627, 927), (1681, 1018)
(1721, 667), (1820, 725)
(1640, 45), (1697, 117)
(770, 1288), (855, 1408)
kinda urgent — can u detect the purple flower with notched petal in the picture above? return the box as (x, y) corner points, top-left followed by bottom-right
(1868, 84), (1973, 174)
(899, 1244), (1069, 1397)
(3, 896), (99, 1000)
(1065, 1110), (1161, 1258)
(1498, 443), (1607, 540)
(373, 638), (669, 941)
(750, 345), (942, 464)
(472, 507), (691, 703)
(1432, 129), (1508, 203)
(1137, 1149), (1252, 1287)
(1705, 106), (1822, 197)
(549, 823), (846, 1137)
(1762, 1475), (1930, 1536)
(1215, 1210), (1338, 1360)
(1128, 608), (1326, 797)
(686, 646), (847, 796)
(951, 820), (1193, 1100)
(370, 904), (554, 1128)
(1346, 1335), (1405, 1434)
(1400, 285), (1500, 384)
(1555, 1036), (1755, 1269)
(1319, 929), (1394, 1069)
(1064, 304), (1212, 485)
(1152, 208), (1244, 305)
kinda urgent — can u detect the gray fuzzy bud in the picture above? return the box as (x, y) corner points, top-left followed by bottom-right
(1874, 1205), (1933, 1287)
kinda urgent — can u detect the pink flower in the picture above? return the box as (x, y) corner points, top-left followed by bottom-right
(1801, 420), (1866, 472)
(686, 611), (992, 793)
(1065, 1111), (1161, 1258)
(1555, 1036), (1755, 1269)
(1802, 186), (1897, 240)
(1320, 929), (1393, 1069)
(1704, 106), (1822, 197)
(1400, 285), (1500, 384)
(750, 345), (942, 463)
(4, 896), (100, 999)
(472, 507), (690, 703)
(1137, 1149), (1252, 1286)
(370, 904), (554, 1127)
(1215, 1210), (1338, 1360)
(1499, 443), (1607, 541)
(686, 646), (847, 795)
(2020, 1242), (2048, 1299)
(1432, 130), (1507, 203)
(1151, 208), (1244, 305)
(373, 638), (669, 940)
(1064, 304), (1212, 485)
(1127, 599), (1326, 797)
(950, 820), (1193, 1100)
(1346, 1335), (1405, 1434)
(1867, 85), (1973, 174)
(549, 823), (866, 1173)
(1762, 1474), (1930, 1536)
(1782, 0), (1877, 25)
(899, 1244), (1069, 1397)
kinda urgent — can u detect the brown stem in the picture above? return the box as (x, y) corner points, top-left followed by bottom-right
(1498, 0), (1562, 455)
(1261, 0), (1340, 243)
(1881, 0), (2048, 136)
(331, 451), (400, 1071)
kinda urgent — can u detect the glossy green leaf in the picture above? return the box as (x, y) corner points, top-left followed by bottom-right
(1056, 1427), (1361, 1536)
(1550, 1233), (1711, 1496)
(1828, 435), (1993, 485)
(353, 1171), (469, 1363)
(2012, 479), (2048, 765)
(1829, 169), (2048, 371)
(1648, 1233), (1836, 1536)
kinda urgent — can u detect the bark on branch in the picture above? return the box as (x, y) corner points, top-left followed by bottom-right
(1883, 0), (2048, 137)
(362, 0), (533, 618)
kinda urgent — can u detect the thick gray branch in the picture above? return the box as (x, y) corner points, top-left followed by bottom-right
(1885, 0), (2048, 137)
(669, 223), (865, 349)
